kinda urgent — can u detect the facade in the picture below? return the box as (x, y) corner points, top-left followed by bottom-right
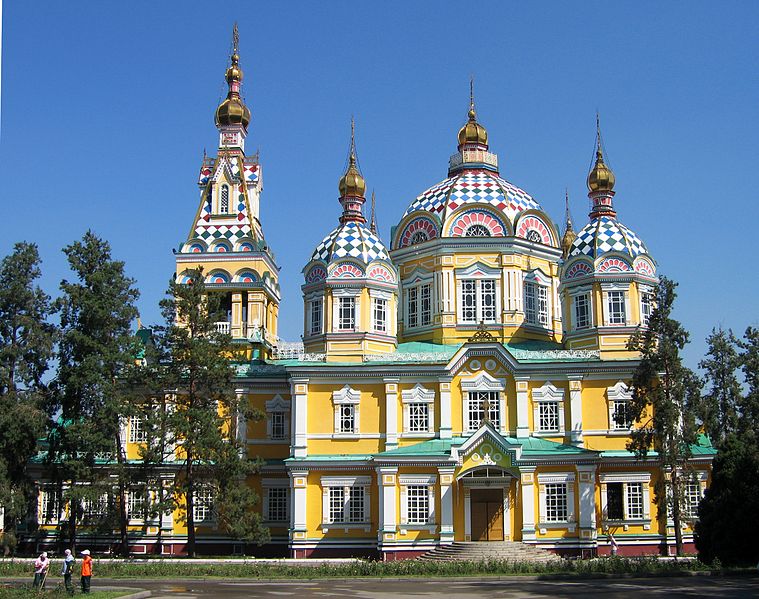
(26, 37), (714, 558)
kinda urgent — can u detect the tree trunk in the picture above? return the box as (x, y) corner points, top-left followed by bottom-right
(186, 458), (196, 558)
(671, 469), (684, 556)
(114, 431), (130, 557)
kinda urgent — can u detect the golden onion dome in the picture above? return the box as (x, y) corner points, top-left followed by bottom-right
(339, 154), (366, 197)
(226, 54), (243, 84)
(215, 96), (251, 128)
(587, 148), (616, 192)
(458, 107), (488, 146)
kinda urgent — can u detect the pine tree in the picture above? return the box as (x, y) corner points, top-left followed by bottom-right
(48, 231), (139, 554)
(697, 328), (742, 447)
(626, 276), (702, 556)
(154, 269), (267, 557)
(0, 243), (55, 555)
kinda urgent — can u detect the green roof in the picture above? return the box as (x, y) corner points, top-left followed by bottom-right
(284, 454), (373, 462)
(376, 438), (462, 457)
(514, 436), (595, 455)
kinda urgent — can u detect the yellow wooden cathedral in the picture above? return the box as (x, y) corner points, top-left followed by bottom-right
(28, 32), (714, 559)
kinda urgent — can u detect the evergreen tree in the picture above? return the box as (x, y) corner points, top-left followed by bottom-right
(47, 231), (139, 554)
(626, 276), (702, 556)
(154, 269), (267, 557)
(696, 327), (759, 565)
(697, 328), (742, 447)
(0, 243), (55, 554)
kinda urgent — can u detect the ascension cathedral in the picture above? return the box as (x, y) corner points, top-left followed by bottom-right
(31, 34), (714, 559)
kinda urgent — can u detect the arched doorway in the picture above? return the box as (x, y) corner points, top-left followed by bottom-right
(460, 467), (515, 542)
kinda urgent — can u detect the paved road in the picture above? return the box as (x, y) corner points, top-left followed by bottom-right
(71, 575), (759, 598)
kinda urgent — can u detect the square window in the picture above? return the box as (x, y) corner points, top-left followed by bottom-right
(467, 391), (499, 432)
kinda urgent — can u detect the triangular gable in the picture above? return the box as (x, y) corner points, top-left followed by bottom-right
(451, 422), (522, 463)
(447, 343), (517, 377)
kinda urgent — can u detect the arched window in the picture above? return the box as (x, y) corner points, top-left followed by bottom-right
(410, 230), (429, 245)
(465, 224), (491, 237)
(220, 185), (230, 213)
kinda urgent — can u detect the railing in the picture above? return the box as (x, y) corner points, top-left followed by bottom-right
(213, 321), (231, 334)
(449, 149), (499, 170)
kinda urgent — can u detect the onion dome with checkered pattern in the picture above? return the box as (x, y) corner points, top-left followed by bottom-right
(215, 28), (251, 129)
(310, 221), (391, 266)
(569, 216), (648, 260)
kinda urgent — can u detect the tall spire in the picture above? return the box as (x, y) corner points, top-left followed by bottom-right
(215, 23), (251, 131)
(469, 75), (476, 120)
(338, 117), (367, 224)
(587, 114), (617, 219)
(369, 190), (377, 234)
(561, 189), (577, 258)
(457, 76), (488, 148)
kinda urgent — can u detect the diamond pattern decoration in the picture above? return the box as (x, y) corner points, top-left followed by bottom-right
(311, 221), (391, 265)
(570, 216), (649, 260)
(403, 170), (540, 224)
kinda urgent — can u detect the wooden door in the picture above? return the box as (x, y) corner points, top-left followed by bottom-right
(471, 489), (504, 541)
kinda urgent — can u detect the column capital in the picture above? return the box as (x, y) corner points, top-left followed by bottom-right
(566, 374), (584, 382)
(383, 376), (400, 384)
(575, 464), (598, 473)
(514, 375), (531, 382)
(290, 377), (310, 386)
(437, 375), (453, 383)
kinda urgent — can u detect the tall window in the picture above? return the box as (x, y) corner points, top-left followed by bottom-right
(607, 290), (626, 325)
(407, 287), (418, 328)
(328, 487), (345, 523)
(543, 483), (568, 523)
(406, 284), (431, 329)
(266, 488), (289, 522)
(420, 285), (431, 326)
(640, 290), (654, 326)
(574, 293), (591, 329)
(373, 298), (387, 333)
(41, 490), (59, 522)
(684, 481), (702, 519)
(339, 405), (355, 433)
(405, 485), (430, 524)
(626, 483), (644, 520)
(525, 282), (549, 326)
(460, 279), (497, 324)
(612, 400), (632, 430)
(408, 403), (429, 433)
(127, 489), (146, 520)
(538, 402), (559, 432)
(128, 415), (147, 444)
(338, 297), (355, 331)
(309, 299), (322, 336)
(606, 481), (646, 521)
(271, 412), (286, 440)
(466, 391), (500, 431)
(606, 482), (624, 520)
(220, 184), (230, 213)
(194, 487), (215, 522)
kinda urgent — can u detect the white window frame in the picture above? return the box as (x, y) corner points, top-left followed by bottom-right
(39, 488), (60, 523)
(369, 289), (392, 335)
(332, 288), (361, 333)
(128, 414), (147, 444)
(600, 473), (652, 524)
(601, 282), (631, 327)
(524, 270), (551, 328)
(219, 184), (230, 214)
(537, 473), (576, 530)
(399, 474), (436, 530)
(455, 263), (501, 325)
(193, 485), (215, 523)
(80, 493), (109, 521)
(532, 381), (565, 434)
(607, 381), (633, 433)
(320, 476), (371, 530)
(333, 385), (361, 435)
(460, 372), (506, 434)
(568, 286), (592, 331)
(127, 488), (147, 523)
(265, 395), (290, 442)
(262, 479), (290, 524)
(307, 296), (323, 337)
(639, 284), (654, 327)
(401, 384), (435, 436)
(404, 273), (433, 330)
(684, 476), (705, 520)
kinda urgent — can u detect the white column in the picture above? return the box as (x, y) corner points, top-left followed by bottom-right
(290, 378), (309, 458)
(568, 375), (584, 446)
(235, 388), (248, 457)
(384, 377), (399, 450)
(289, 470), (308, 548)
(515, 376), (530, 437)
(439, 376), (453, 439)
(576, 465), (597, 543)
(377, 467), (398, 548)
(520, 467), (536, 541)
(438, 468), (455, 543)
(160, 477), (174, 531)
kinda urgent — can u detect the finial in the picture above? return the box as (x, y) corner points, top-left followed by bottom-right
(564, 188), (574, 231)
(370, 190), (377, 234)
(469, 75), (476, 120)
(232, 22), (239, 56)
(349, 115), (357, 165)
(595, 111), (604, 160)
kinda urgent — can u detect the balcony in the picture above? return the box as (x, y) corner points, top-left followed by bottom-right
(449, 149), (499, 171)
(213, 321), (231, 334)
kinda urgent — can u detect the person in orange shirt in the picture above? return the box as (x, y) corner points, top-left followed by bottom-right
(80, 549), (93, 594)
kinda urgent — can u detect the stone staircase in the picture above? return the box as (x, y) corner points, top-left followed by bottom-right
(418, 541), (561, 563)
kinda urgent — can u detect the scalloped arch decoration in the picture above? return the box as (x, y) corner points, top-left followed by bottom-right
(330, 263), (364, 279)
(634, 258), (656, 277)
(516, 215), (553, 245)
(305, 265), (327, 284)
(449, 210), (506, 237)
(212, 241), (231, 253)
(236, 270), (259, 283)
(399, 217), (439, 248)
(208, 271), (230, 284)
(237, 241), (254, 252)
(188, 243), (205, 254)
(368, 264), (395, 283)
(597, 257), (632, 273)
(565, 261), (593, 279)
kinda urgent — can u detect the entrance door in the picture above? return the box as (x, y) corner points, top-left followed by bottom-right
(470, 488), (504, 541)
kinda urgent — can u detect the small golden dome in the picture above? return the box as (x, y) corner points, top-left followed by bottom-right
(587, 148), (615, 192)
(458, 108), (488, 146)
(339, 154), (366, 197)
(215, 96), (251, 128)
(226, 55), (243, 84)
(561, 228), (577, 259)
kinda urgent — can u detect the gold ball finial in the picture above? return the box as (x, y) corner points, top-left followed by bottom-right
(587, 114), (615, 192)
(215, 25), (251, 129)
(338, 117), (366, 197)
(458, 77), (488, 146)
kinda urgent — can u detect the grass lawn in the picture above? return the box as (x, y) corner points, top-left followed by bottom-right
(0, 585), (131, 598)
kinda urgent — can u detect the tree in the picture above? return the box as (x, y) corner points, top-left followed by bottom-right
(47, 231), (139, 555)
(153, 269), (267, 556)
(697, 328), (742, 447)
(626, 276), (702, 556)
(695, 327), (759, 565)
(0, 243), (55, 554)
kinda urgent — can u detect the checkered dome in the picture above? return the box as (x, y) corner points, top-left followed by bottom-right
(570, 216), (649, 260)
(310, 221), (391, 265)
(403, 170), (542, 226)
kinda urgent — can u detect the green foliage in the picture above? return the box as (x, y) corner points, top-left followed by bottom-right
(47, 231), (140, 551)
(0, 242), (55, 550)
(626, 276), (702, 556)
(698, 328), (742, 447)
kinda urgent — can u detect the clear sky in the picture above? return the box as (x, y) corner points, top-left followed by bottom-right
(1, 1), (757, 369)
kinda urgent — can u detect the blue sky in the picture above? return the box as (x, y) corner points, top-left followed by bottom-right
(1, 1), (757, 368)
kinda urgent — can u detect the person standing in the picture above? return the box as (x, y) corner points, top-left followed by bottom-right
(61, 548), (75, 595)
(80, 549), (93, 593)
(32, 551), (49, 589)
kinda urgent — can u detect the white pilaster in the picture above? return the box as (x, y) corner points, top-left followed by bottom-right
(376, 467), (398, 546)
(576, 464), (597, 542)
(438, 468), (455, 543)
(235, 388), (247, 457)
(568, 375), (584, 446)
(438, 376), (453, 439)
(515, 376), (530, 437)
(290, 378), (309, 458)
(520, 468), (536, 541)
(384, 378), (399, 450)
(289, 470), (308, 538)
